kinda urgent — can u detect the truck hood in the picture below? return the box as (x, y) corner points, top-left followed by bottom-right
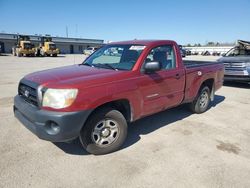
(218, 56), (250, 63)
(25, 64), (129, 88)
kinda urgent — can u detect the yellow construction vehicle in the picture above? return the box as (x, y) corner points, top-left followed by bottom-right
(35, 36), (59, 57)
(12, 35), (36, 57)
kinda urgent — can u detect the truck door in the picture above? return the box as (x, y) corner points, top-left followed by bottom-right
(139, 45), (185, 115)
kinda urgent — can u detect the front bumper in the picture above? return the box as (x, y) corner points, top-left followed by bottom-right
(224, 75), (250, 82)
(14, 95), (92, 142)
(46, 50), (59, 55)
(20, 49), (35, 54)
(224, 68), (250, 82)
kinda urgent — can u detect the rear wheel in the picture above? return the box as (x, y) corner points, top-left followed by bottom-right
(35, 48), (40, 56)
(12, 48), (16, 56)
(17, 51), (22, 57)
(79, 107), (127, 155)
(189, 86), (210, 114)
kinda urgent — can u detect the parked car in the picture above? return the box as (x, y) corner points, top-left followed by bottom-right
(178, 45), (186, 57)
(14, 40), (224, 155)
(83, 47), (98, 55)
(186, 50), (192, 56)
(218, 40), (250, 82)
(180, 49), (186, 57)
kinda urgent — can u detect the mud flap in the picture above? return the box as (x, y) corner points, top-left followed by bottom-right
(210, 85), (215, 101)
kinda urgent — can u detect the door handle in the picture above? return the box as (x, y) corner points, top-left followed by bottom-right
(174, 73), (181, 79)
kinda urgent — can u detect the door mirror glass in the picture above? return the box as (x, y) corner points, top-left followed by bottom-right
(144, 61), (161, 73)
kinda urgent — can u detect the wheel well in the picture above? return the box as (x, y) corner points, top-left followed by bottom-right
(201, 78), (214, 92)
(88, 99), (132, 123)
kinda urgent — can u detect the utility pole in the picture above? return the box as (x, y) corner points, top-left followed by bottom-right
(75, 24), (78, 38)
(66, 26), (68, 38)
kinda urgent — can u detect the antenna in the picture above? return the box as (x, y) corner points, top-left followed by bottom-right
(73, 24), (78, 65)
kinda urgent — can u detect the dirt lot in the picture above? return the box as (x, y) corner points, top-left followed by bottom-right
(0, 54), (250, 188)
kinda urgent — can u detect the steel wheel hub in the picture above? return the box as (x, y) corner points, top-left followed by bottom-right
(91, 119), (119, 147)
(199, 91), (208, 108)
(101, 128), (110, 137)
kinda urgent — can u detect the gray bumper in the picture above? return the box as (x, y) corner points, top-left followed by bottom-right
(14, 95), (92, 142)
(224, 66), (250, 82)
(224, 75), (250, 82)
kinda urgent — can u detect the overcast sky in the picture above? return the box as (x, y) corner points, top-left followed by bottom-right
(0, 0), (250, 44)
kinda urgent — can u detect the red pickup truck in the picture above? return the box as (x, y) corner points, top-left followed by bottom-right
(14, 40), (224, 155)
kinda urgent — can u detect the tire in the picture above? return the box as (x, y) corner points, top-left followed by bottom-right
(52, 54), (57, 57)
(35, 49), (40, 57)
(189, 86), (210, 114)
(12, 48), (16, 56)
(40, 50), (45, 57)
(79, 107), (127, 155)
(17, 52), (22, 57)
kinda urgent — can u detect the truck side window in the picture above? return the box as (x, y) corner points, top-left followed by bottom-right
(145, 45), (176, 70)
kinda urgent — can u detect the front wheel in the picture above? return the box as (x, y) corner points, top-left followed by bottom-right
(79, 107), (127, 155)
(40, 50), (45, 57)
(189, 86), (211, 114)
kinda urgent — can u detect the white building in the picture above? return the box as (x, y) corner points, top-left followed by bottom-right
(0, 33), (104, 54)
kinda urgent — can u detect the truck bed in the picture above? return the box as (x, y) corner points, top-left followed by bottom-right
(182, 60), (224, 103)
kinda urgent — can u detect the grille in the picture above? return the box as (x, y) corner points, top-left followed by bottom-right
(223, 62), (246, 71)
(18, 83), (38, 106)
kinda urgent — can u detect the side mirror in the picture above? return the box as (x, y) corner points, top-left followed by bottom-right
(144, 61), (161, 73)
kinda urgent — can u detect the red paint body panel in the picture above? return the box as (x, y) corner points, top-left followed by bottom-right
(24, 40), (224, 121)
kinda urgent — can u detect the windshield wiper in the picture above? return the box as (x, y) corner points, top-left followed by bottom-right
(95, 63), (117, 70)
(80, 62), (94, 67)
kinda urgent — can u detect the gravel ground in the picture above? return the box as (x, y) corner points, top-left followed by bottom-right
(0, 54), (250, 188)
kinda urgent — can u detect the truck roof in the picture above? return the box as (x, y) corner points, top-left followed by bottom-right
(110, 40), (176, 46)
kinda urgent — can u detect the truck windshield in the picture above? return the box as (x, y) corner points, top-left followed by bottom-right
(83, 44), (146, 70)
(49, 44), (56, 49)
(24, 43), (32, 49)
(225, 47), (250, 57)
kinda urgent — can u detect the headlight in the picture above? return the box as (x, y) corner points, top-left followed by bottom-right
(42, 89), (78, 109)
